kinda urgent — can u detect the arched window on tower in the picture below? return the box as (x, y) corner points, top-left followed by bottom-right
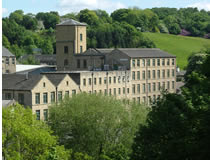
(64, 59), (68, 66)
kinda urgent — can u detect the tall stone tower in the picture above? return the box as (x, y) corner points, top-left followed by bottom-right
(56, 19), (87, 71)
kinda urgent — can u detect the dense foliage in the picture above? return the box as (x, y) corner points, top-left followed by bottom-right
(2, 104), (70, 160)
(132, 47), (210, 160)
(48, 93), (148, 159)
(4, 7), (209, 64)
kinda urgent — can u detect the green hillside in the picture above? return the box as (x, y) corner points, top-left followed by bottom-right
(143, 33), (210, 69)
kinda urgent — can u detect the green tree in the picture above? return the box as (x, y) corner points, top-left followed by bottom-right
(3, 35), (11, 49)
(79, 9), (99, 26)
(2, 104), (70, 160)
(48, 93), (148, 159)
(22, 14), (38, 30)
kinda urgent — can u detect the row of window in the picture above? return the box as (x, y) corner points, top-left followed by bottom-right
(132, 58), (175, 68)
(132, 81), (175, 94)
(83, 76), (130, 86)
(84, 81), (174, 96)
(132, 95), (161, 105)
(35, 90), (76, 104)
(132, 69), (175, 80)
(2, 58), (15, 65)
(36, 109), (48, 121)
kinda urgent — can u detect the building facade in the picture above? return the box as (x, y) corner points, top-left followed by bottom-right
(2, 19), (176, 120)
(2, 47), (16, 74)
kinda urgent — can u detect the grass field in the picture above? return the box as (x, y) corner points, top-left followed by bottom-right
(143, 32), (210, 70)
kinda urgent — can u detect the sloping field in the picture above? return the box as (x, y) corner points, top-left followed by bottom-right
(143, 32), (210, 69)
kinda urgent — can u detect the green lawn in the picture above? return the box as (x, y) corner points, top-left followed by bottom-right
(143, 32), (210, 69)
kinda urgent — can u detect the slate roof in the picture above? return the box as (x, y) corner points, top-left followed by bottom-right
(57, 19), (87, 26)
(44, 74), (67, 86)
(20, 54), (56, 64)
(2, 74), (43, 91)
(116, 48), (176, 58)
(96, 48), (114, 54)
(2, 47), (15, 57)
(76, 48), (102, 56)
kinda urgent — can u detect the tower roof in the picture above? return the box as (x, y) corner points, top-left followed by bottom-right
(57, 19), (87, 26)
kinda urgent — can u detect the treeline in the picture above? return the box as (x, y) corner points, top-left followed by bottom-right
(3, 8), (210, 62)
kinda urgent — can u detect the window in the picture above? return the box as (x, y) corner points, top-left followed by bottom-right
(114, 88), (116, 95)
(162, 82), (165, 90)
(158, 82), (161, 91)
(94, 78), (97, 85)
(172, 69), (175, 77)
(43, 93), (48, 104)
(152, 70), (156, 79)
(137, 84), (140, 93)
(142, 59), (145, 66)
(104, 89), (107, 95)
(51, 92), (55, 103)
(127, 88), (130, 94)
(132, 71), (135, 80)
(143, 83), (146, 93)
(118, 88), (121, 95)
(172, 59), (175, 65)
(148, 83), (151, 92)
(132, 59), (135, 67)
(132, 84), (135, 94)
(65, 91), (69, 97)
(118, 76), (121, 83)
(64, 46), (68, 54)
(137, 71), (140, 80)
(64, 59), (68, 66)
(137, 59), (140, 67)
(137, 97), (140, 104)
(5, 93), (12, 100)
(143, 96), (146, 104)
(36, 110), (40, 120)
(35, 93), (40, 104)
(157, 70), (160, 78)
(6, 70), (9, 73)
(94, 90), (97, 93)
(77, 59), (80, 68)
(157, 59), (160, 66)
(43, 82), (46, 87)
(6, 58), (9, 64)
(99, 77), (102, 84)
(172, 81), (175, 89)
(66, 81), (69, 86)
(153, 83), (156, 91)
(148, 70), (151, 79)
(80, 46), (83, 53)
(12, 58), (15, 64)
(109, 77), (111, 84)
(72, 90), (76, 95)
(83, 79), (86, 86)
(18, 93), (24, 105)
(142, 71), (145, 79)
(58, 91), (62, 101)
(109, 89), (112, 95)
(133, 98), (136, 103)
(104, 77), (107, 84)
(44, 109), (48, 121)
(83, 60), (87, 68)
(88, 78), (92, 85)
(167, 69), (170, 77)
(114, 77), (116, 83)
(152, 59), (155, 66)
(147, 59), (150, 66)
(167, 81), (170, 90)
(162, 70), (165, 78)
(167, 59), (170, 65)
(162, 59), (165, 66)
(153, 95), (156, 102)
(99, 90), (102, 93)
(123, 87), (125, 94)
(80, 34), (83, 41)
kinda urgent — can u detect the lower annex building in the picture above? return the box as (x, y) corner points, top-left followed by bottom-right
(2, 19), (176, 120)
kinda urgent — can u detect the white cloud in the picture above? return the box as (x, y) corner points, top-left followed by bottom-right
(188, 1), (210, 11)
(2, 8), (8, 14)
(57, 0), (126, 15)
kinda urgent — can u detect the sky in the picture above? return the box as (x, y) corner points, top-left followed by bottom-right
(2, 0), (210, 17)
